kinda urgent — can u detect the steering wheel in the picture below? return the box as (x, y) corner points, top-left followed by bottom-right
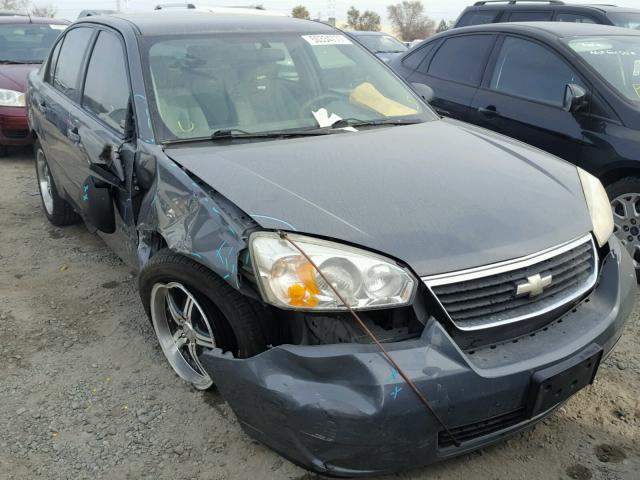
(299, 93), (344, 118)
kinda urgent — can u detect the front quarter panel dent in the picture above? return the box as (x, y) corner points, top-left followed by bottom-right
(136, 155), (258, 289)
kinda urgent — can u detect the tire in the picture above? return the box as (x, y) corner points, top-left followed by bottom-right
(139, 249), (270, 389)
(34, 139), (81, 226)
(606, 176), (640, 282)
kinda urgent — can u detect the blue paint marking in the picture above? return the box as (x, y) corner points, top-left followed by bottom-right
(390, 386), (403, 400)
(211, 207), (222, 216)
(192, 252), (203, 259)
(82, 194), (89, 202)
(83, 184), (89, 193)
(223, 274), (230, 280)
(227, 225), (236, 235)
(250, 214), (297, 231)
(388, 369), (398, 382)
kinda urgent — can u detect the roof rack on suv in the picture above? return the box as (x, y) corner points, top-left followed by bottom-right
(473, 1), (565, 5)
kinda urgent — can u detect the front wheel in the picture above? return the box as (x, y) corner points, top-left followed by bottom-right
(139, 249), (270, 390)
(607, 177), (640, 280)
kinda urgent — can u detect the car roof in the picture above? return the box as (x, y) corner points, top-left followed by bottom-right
(78, 10), (330, 36)
(448, 21), (640, 38)
(465, 2), (640, 14)
(0, 15), (69, 25)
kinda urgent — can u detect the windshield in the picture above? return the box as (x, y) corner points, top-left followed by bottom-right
(356, 34), (407, 53)
(0, 24), (66, 63)
(142, 32), (431, 141)
(607, 12), (640, 30)
(567, 36), (640, 104)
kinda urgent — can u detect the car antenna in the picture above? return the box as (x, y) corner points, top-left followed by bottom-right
(277, 230), (461, 448)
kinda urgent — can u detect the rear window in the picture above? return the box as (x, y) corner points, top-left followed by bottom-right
(507, 11), (553, 22)
(0, 23), (66, 64)
(428, 35), (495, 86)
(456, 10), (500, 27)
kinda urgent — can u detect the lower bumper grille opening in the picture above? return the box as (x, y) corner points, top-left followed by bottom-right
(438, 408), (526, 448)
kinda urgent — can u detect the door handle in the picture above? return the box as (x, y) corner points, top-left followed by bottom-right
(435, 107), (451, 117)
(38, 100), (47, 112)
(68, 127), (81, 143)
(478, 106), (498, 118)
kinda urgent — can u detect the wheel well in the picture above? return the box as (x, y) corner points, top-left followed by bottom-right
(599, 167), (640, 188)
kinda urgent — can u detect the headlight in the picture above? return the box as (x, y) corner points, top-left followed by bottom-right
(250, 232), (416, 310)
(577, 167), (614, 247)
(0, 89), (25, 107)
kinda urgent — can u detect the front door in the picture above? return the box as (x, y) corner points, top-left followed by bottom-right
(471, 35), (588, 164)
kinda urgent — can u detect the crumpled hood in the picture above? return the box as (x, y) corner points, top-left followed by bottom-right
(0, 64), (38, 91)
(166, 119), (592, 276)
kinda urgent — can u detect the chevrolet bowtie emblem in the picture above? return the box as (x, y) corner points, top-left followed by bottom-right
(516, 273), (553, 298)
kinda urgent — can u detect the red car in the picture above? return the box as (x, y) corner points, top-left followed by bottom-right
(0, 15), (67, 156)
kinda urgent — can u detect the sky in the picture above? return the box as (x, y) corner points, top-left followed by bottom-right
(42, 0), (640, 24)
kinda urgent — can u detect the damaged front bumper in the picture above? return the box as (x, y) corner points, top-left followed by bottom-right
(200, 238), (636, 477)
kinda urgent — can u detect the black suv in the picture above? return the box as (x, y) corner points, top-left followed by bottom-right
(390, 22), (640, 270)
(455, 1), (640, 29)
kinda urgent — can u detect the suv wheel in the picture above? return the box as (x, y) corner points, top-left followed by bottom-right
(139, 249), (269, 390)
(607, 177), (640, 278)
(34, 139), (81, 226)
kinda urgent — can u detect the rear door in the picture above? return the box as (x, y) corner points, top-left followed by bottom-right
(407, 34), (497, 120)
(470, 35), (588, 163)
(33, 26), (94, 200)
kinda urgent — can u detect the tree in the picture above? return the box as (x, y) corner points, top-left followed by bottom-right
(346, 6), (381, 31)
(291, 5), (310, 20)
(0, 0), (28, 12)
(387, 1), (435, 41)
(30, 3), (57, 17)
(435, 19), (449, 33)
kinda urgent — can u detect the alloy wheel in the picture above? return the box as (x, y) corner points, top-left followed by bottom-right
(611, 193), (640, 267)
(150, 282), (216, 390)
(36, 148), (54, 215)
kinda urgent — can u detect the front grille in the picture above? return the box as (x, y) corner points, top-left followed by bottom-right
(424, 235), (597, 330)
(438, 408), (526, 448)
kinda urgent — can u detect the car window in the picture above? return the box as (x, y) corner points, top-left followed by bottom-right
(46, 40), (62, 82)
(507, 11), (553, 22)
(490, 36), (582, 107)
(567, 36), (640, 105)
(402, 42), (436, 70)
(555, 13), (597, 24)
(0, 23), (66, 64)
(607, 12), (640, 29)
(355, 34), (407, 54)
(456, 10), (501, 27)
(82, 31), (130, 134)
(428, 35), (495, 86)
(143, 32), (435, 141)
(52, 27), (93, 101)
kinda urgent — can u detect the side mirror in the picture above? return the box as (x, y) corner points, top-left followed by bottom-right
(82, 176), (115, 234)
(411, 82), (435, 103)
(563, 83), (588, 113)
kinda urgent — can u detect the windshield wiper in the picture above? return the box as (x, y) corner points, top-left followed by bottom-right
(329, 118), (422, 129)
(210, 127), (333, 141)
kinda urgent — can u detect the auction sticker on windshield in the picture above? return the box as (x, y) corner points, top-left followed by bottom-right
(302, 34), (352, 46)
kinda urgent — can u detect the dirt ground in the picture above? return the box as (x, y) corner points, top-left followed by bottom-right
(0, 146), (638, 480)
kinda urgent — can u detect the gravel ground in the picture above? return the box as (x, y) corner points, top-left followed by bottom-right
(0, 147), (639, 480)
